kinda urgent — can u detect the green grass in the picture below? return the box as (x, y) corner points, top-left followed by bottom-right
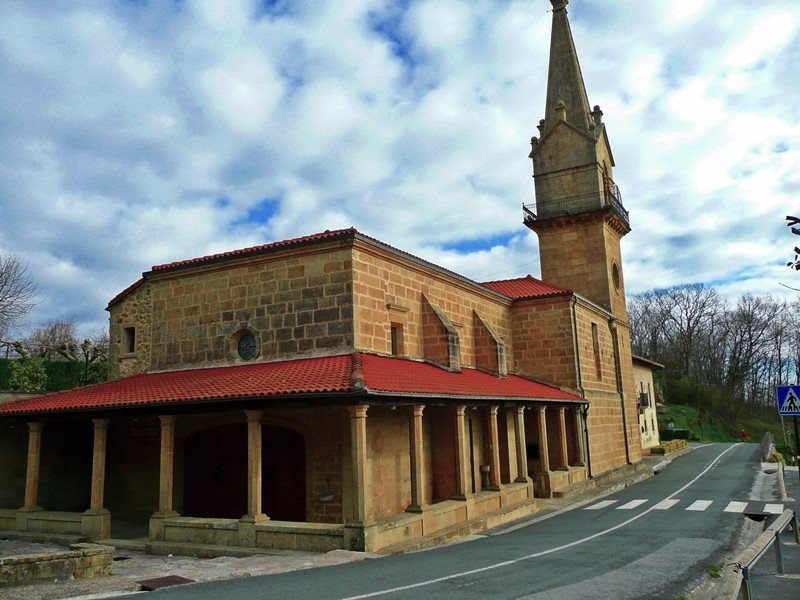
(657, 404), (733, 443)
(704, 563), (723, 579)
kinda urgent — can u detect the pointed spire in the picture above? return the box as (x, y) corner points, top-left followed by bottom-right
(543, 0), (593, 136)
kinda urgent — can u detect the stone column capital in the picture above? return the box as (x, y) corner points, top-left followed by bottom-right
(347, 405), (369, 419)
(412, 404), (425, 418)
(538, 405), (547, 416)
(558, 406), (566, 415)
(27, 422), (43, 433)
(244, 409), (263, 423)
(92, 418), (109, 430)
(489, 406), (499, 416)
(455, 405), (466, 417)
(158, 415), (176, 428)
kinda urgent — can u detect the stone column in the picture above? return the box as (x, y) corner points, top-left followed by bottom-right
(557, 407), (570, 469)
(453, 406), (471, 499)
(239, 410), (268, 547)
(487, 407), (502, 490)
(22, 422), (43, 511)
(89, 419), (109, 510)
(82, 419), (111, 540)
(537, 406), (550, 473)
(513, 407), (529, 482)
(348, 405), (370, 522)
(574, 407), (586, 466)
(408, 405), (426, 512)
(150, 415), (179, 541)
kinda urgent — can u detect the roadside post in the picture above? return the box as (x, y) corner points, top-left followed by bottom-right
(776, 385), (800, 484)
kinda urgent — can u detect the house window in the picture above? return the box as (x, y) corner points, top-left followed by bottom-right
(123, 327), (136, 354)
(390, 323), (404, 356)
(591, 323), (602, 379)
(612, 262), (621, 292)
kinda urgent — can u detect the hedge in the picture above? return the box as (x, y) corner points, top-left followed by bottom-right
(0, 358), (87, 392)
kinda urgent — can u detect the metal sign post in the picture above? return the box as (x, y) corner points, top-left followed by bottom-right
(777, 385), (800, 484)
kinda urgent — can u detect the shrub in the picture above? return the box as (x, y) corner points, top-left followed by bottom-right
(8, 358), (48, 393)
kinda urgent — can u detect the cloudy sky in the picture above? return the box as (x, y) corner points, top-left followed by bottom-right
(1, 0), (799, 337)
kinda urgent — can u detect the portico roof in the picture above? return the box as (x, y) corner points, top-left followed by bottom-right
(0, 352), (584, 417)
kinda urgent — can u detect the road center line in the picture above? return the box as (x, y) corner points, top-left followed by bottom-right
(341, 444), (740, 600)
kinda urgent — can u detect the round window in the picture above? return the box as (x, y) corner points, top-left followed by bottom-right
(237, 333), (258, 361)
(612, 262), (621, 292)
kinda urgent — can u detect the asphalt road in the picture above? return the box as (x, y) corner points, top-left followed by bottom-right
(148, 443), (768, 599)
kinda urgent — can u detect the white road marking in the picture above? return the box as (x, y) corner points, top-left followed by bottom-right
(584, 500), (617, 510)
(764, 504), (784, 514)
(686, 500), (713, 511)
(723, 501), (748, 513)
(341, 444), (741, 600)
(652, 499), (680, 510)
(617, 499), (648, 510)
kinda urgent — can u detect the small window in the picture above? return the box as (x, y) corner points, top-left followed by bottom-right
(591, 323), (602, 380)
(390, 323), (404, 356)
(123, 327), (136, 354)
(237, 333), (258, 361)
(612, 262), (621, 292)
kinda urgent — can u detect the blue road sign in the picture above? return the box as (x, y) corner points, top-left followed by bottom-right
(777, 385), (800, 415)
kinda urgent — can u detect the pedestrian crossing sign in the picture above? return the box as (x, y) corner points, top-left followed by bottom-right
(777, 385), (800, 415)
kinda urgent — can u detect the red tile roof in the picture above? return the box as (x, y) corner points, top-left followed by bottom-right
(481, 275), (572, 300)
(151, 228), (357, 273)
(0, 353), (583, 416)
(107, 277), (144, 309)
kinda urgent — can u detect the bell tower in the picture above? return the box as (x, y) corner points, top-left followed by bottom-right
(525, 0), (630, 320)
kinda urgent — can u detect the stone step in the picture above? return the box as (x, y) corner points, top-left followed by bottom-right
(95, 538), (148, 552)
(0, 530), (87, 546)
(145, 540), (316, 559)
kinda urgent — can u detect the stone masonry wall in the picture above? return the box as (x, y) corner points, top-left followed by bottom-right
(109, 283), (153, 381)
(0, 425), (26, 509)
(367, 406), (411, 521)
(575, 301), (641, 473)
(511, 296), (577, 389)
(108, 246), (354, 377)
(352, 244), (512, 371)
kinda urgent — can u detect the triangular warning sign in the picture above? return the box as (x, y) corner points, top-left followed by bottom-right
(783, 388), (800, 412)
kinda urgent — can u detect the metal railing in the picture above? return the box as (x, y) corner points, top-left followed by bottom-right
(523, 184), (629, 228)
(722, 509), (800, 599)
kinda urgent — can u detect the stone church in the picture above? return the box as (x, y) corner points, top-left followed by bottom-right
(0, 1), (649, 554)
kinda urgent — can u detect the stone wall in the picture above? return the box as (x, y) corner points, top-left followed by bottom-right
(109, 246), (354, 378)
(0, 543), (112, 586)
(351, 244), (512, 371)
(511, 296), (577, 388)
(367, 406), (411, 521)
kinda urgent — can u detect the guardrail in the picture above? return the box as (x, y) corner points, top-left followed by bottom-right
(721, 509), (800, 599)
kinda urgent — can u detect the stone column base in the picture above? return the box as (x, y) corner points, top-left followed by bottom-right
(14, 506), (43, 532)
(149, 510), (180, 541)
(535, 472), (552, 498)
(81, 508), (111, 541)
(238, 514), (268, 546)
(343, 521), (377, 552)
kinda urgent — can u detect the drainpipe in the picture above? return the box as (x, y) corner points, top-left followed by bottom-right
(570, 298), (591, 476)
(609, 318), (631, 464)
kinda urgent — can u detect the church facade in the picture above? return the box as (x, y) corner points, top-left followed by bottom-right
(0, 0), (648, 554)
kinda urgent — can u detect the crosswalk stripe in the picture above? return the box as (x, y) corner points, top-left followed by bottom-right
(584, 500), (617, 510)
(652, 499), (680, 510)
(764, 504), (784, 514)
(724, 501), (748, 513)
(616, 499), (648, 510)
(686, 500), (713, 511)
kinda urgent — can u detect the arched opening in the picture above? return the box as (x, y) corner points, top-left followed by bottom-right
(183, 423), (306, 521)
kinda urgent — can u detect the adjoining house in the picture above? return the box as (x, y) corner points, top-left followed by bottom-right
(0, 0), (648, 554)
(632, 355), (664, 453)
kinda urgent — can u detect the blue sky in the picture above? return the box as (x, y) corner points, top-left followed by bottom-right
(0, 0), (799, 336)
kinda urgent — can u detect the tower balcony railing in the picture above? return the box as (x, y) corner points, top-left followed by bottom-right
(523, 184), (629, 228)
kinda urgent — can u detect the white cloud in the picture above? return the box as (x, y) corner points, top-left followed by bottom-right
(0, 0), (799, 338)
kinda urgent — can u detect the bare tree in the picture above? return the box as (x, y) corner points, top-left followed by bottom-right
(0, 251), (36, 336)
(26, 318), (78, 360)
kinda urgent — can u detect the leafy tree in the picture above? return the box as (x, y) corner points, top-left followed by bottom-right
(8, 357), (48, 393)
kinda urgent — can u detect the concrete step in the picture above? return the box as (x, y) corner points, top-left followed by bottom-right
(0, 529), (87, 546)
(145, 540), (315, 559)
